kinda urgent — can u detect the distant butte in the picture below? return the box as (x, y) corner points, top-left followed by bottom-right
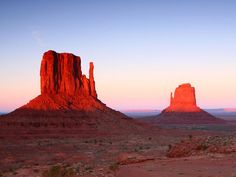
(145, 83), (225, 124)
(164, 83), (201, 112)
(0, 50), (145, 135)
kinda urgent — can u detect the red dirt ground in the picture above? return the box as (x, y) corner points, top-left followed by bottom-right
(1, 121), (236, 177)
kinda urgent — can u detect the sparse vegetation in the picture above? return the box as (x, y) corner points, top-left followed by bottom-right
(198, 143), (208, 151)
(9, 168), (17, 175)
(84, 166), (93, 172)
(42, 165), (76, 177)
(109, 163), (119, 172)
(0, 172), (4, 177)
(33, 169), (39, 173)
(188, 134), (193, 140)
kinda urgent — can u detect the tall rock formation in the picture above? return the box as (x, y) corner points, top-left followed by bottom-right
(40, 50), (95, 97)
(0, 50), (146, 135)
(89, 62), (97, 98)
(164, 83), (201, 112)
(12, 50), (102, 111)
(143, 83), (225, 124)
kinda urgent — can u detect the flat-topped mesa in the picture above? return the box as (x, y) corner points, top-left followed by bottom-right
(40, 50), (97, 98)
(164, 83), (201, 112)
(1, 50), (137, 132)
(143, 83), (225, 124)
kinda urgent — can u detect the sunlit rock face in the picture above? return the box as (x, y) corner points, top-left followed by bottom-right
(40, 50), (97, 97)
(154, 83), (225, 124)
(14, 50), (101, 111)
(0, 50), (140, 133)
(0, 50), (149, 137)
(164, 83), (201, 112)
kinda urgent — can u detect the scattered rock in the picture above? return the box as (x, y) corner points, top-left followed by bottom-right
(117, 153), (154, 165)
(167, 136), (236, 158)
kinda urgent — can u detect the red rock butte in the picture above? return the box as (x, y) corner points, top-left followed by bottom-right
(40, 51), (97, 97)
(0, 50), (146, 134)
(12, 50), (103, 111)
(164, 83), (201, 112)
(146, 83), (225, 124)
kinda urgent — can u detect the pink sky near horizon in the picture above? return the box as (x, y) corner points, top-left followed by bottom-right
(0, 53), (235, 113)
(1, 1), (236, 112)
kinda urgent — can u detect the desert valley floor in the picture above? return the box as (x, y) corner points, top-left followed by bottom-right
(1, 117), (236, 177)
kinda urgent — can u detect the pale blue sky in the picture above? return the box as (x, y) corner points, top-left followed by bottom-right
(0, 0), (236, 112)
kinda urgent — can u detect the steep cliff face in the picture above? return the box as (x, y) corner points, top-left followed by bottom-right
(11, 50), (101, 111)
(40, 50), (96, 97)
(3, 50), (133, 119)
(0, 50), (145, 134)
(89, 62), (97, 98)
(164, 83), (201, 112)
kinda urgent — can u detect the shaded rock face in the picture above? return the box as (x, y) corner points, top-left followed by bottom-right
(165, 83), (201, 112)
(40, 50), (97, 97)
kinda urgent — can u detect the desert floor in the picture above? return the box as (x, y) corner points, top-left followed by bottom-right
(1, 121), (236, 177)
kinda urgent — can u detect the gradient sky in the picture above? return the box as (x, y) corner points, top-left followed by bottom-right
(0, 0), (236, 112)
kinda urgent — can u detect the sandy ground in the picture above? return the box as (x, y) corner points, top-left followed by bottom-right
(117, 154), (236, 177)
(0, 123), (236, 177)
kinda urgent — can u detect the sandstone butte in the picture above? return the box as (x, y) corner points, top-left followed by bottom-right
(40, 51), (97, 98)
(164, 83), (201, 112)
(156, 83), (225, 124)
(0, 50), (146, 133)
(11, 50), (103, 111)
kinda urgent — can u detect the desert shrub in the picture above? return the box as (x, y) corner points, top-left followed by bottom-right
(75, 165), (80, 174)
(9, 168), (17, 175)
(42, 165), (61, 177)
(188, 134), (193, 140)
(42, 165), (76, 177)
(139, 146), (143, 150)
(109, 163), (119, 171)
(0, 172), (4, 177)
(84, 166), (93, 172)
(63, 167), (76, 177)
(33, 169), (40, 173)
(199, 144), (208, 151)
